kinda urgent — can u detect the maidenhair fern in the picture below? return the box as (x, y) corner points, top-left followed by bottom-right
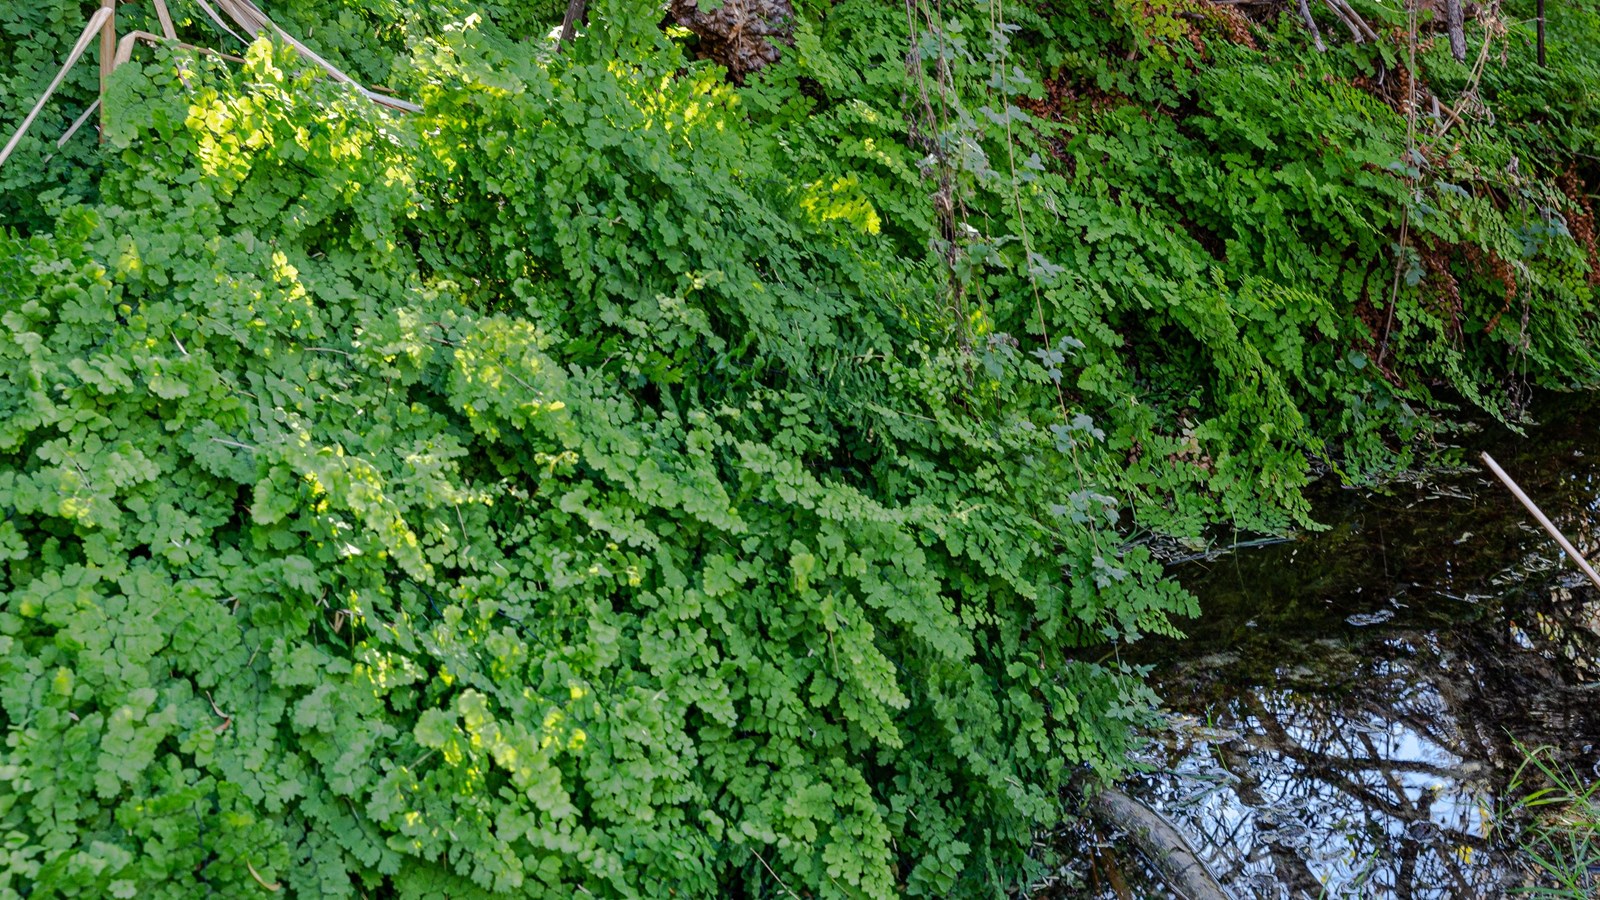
(2, 0), (1597, 897)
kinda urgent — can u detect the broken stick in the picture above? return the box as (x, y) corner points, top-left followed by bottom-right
(1481, 452), (1600, 592)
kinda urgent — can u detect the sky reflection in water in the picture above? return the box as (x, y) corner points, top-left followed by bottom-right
(1059, 395), (1600, 899)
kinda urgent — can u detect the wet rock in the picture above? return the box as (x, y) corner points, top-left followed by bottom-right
(1346, 608), (1396, 626)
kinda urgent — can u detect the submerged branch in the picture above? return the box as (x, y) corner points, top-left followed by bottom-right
(1087, 785), (1231, 900)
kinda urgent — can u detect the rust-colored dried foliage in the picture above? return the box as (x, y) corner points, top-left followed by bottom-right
(1014, 74), (1079, 124)
(1558, 169), (1600, 286)
(1420, 238), (1464, 340)
(1198, 3), (1259, 49)
(1464, 243), (1520, 334)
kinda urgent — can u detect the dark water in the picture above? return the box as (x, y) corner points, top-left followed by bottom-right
(1050, 394), (1600, 898)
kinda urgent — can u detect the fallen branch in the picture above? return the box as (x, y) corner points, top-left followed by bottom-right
(98, 0), (115, 140)
(4, 0), (417, 173)
(1323, 0), (1378, 43)
(113, 30), (246, 68)
(0, 6), (114, 169)
(1481, 452), (1600, 592)
(1299, 0), (1327, 51)
(1323, 0), (1362, 43)
(152, 0), (178, 41)
(194, 0), (247, 45)
(1087, 784), (1230, 900)
(210, 0), (420, 112)
(53, 100), (99, 152)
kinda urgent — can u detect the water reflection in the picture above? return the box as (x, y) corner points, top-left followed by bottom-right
(1050, 395), (1600, 899)
(1136, 642), (1505, 897)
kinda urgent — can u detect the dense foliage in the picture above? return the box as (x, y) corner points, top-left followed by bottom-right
(1, 0), (1597, 896)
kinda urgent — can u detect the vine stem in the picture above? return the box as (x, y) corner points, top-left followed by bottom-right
(98, 0), (115, 141)
(988, 0), (1111, 556)
(1536, 0), (1546, 67)
(1379, 0), (1422, 370)
(905, 0), (972, 347)
(751, 849), (802, 898)
(0, 6), (114, 169)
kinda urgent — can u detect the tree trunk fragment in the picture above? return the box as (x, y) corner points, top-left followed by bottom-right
(558, 0), (586, 49)
(1445, 0), (1466, 62)
(1087, 785), (1231, 900)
